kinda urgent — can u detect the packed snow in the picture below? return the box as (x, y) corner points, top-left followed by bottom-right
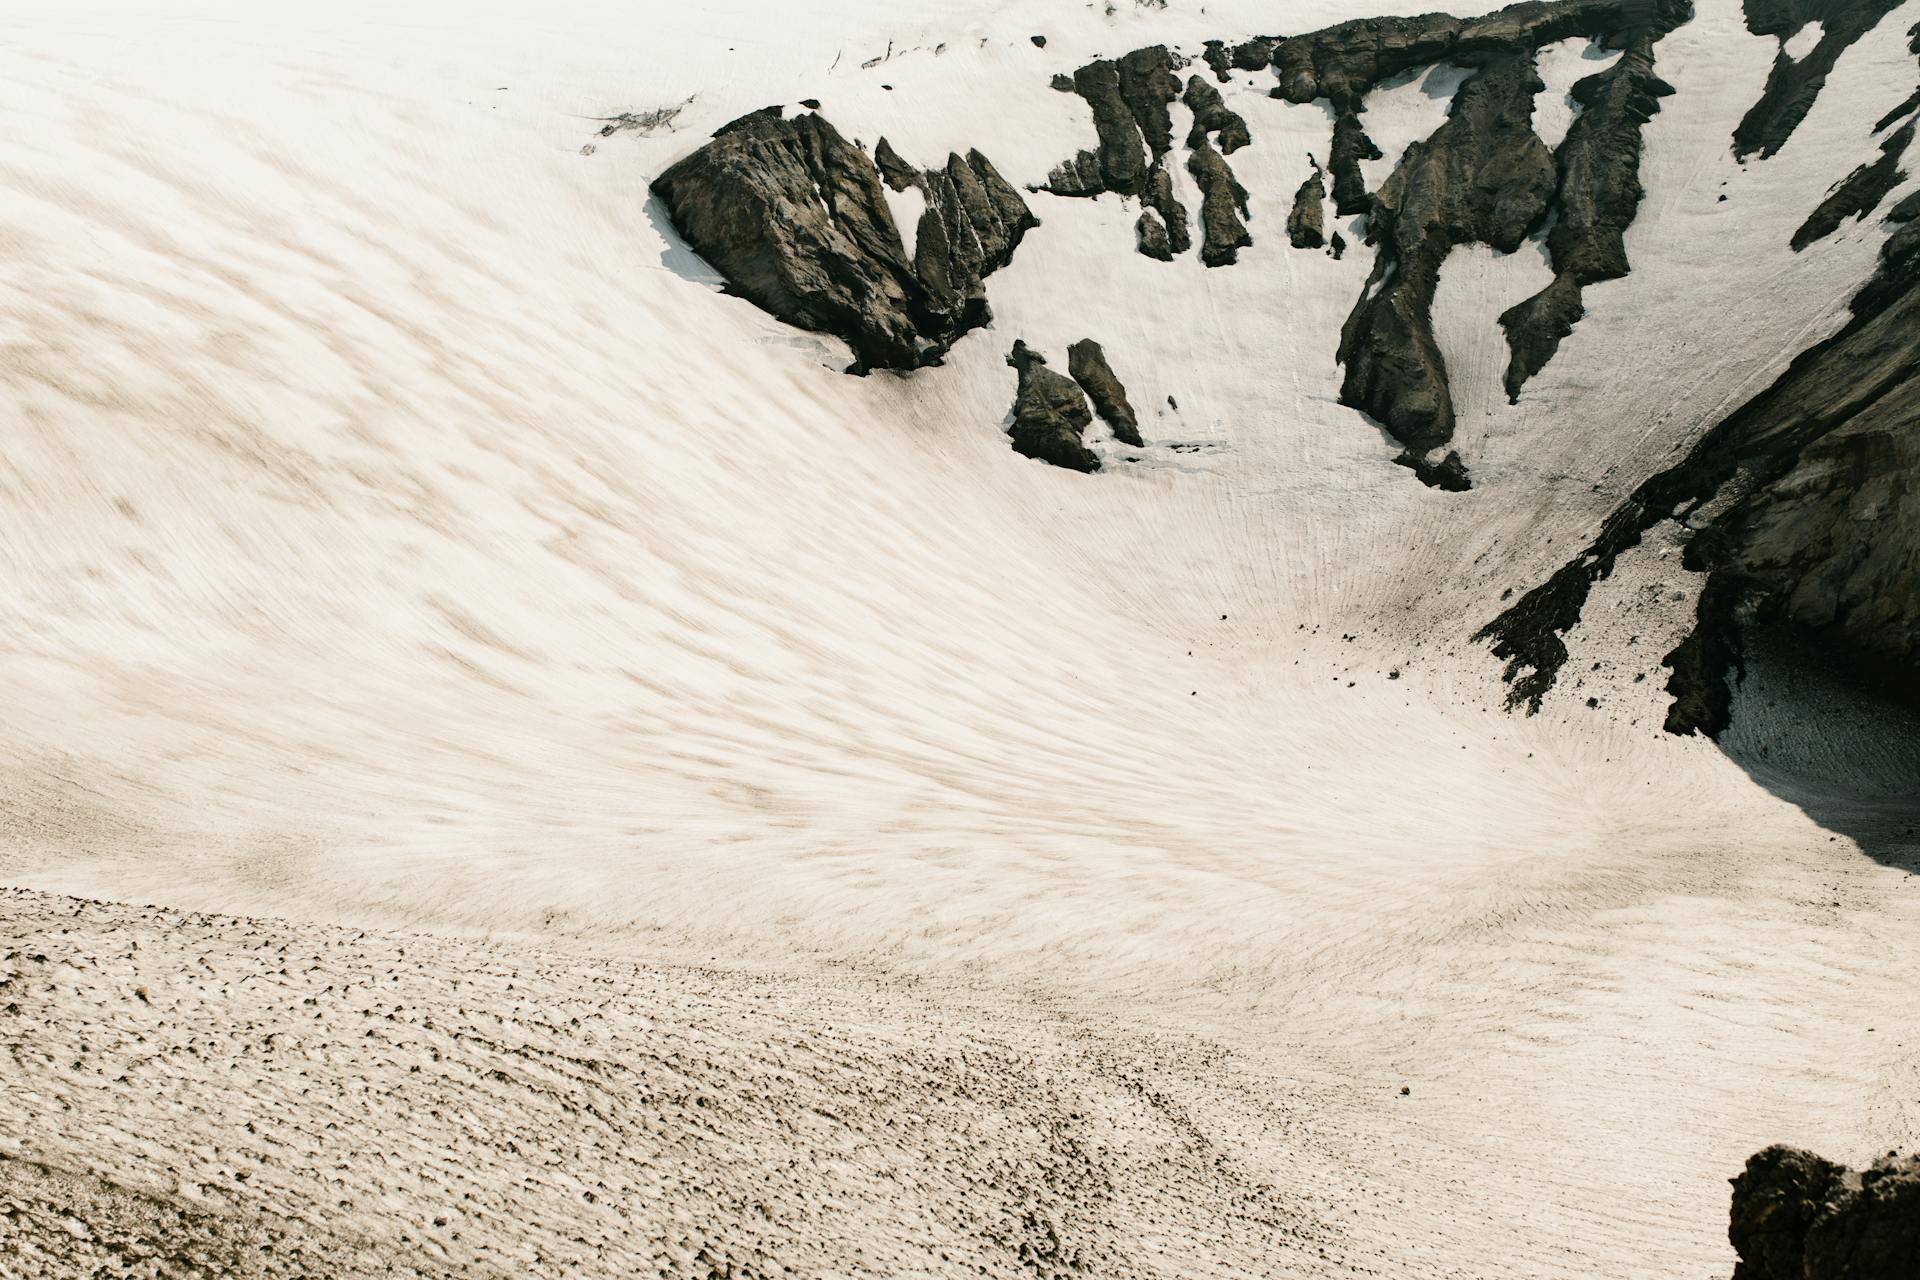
(2, 0), (1917, 1276)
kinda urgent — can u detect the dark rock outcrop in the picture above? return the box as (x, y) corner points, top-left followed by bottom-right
(1499, 39), (1677, 399)
(1137, 210), (1174, 260)
(1791, 119), (1913, 251)
(1329, 112), (1385, 217)
(1045, 49), (1185, 199)
(1728, 1146), (1919, 1280)
(1145, 162), (1194, 256)
(1183, 75), (1252, 153)
(1337, 52), (1558, 481)
(1478, 181), (1920, 725)
(1204, 36), (1280, 83)
(1188, 139), (1254, 266)
(1042, 49), (1204, 262)
(1732, 0), (1911, 160)
(652, 109), (1034, 372)
(1006, 341), (1100, 472)
(1067, 339), (1144, 446)
(1269, 0), (1693, 479)
(1289, 159), (1329, 248)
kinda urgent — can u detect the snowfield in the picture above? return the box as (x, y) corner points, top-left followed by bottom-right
(2, 0), (1918, 1276)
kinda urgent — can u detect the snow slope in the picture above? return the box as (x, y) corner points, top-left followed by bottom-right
(1, 0), (1917, 1276)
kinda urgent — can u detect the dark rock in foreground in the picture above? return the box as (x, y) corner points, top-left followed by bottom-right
(651, 108), (1034, 372)
(1729, 1145), (1919, 1280)
(1068, 339), (1144, 447)
(1006, 341), (1100, 472)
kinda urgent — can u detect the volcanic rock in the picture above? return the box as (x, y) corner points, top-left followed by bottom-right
(1006, 341), (1100, 472)
(1067, 339), (1144, 447)
(653, 109), (1034, 372)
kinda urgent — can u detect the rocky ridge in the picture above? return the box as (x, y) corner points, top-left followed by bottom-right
(1477, 5), (1920, 733)
(1728, 1145), (1919, 1280)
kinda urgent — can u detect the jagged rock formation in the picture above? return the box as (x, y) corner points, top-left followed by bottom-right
(1042, 46), (1249, 264)
(1478, 178), (1920, 730)
(1202, 0), (1689, 485)
(1792, 120), (1913, 250)
(1188, 139), (1254, 266)
(1499, 42), (1676, 399)
(651, 107), (1034, 372)
(1337, 52), (1558, 473)
(1732, 0), (1912, 160)
(1006, 341), (1099, 472)
(1289, 159), (1328, 248)
(1728, 1146), (1919, 1280)
(1183, 75), (1251, 153)
(1203, 37), (1279, 83)
(1329, 113), (1385, 217)
(1042, 47), (1182, 199)
(1067, 339), (1143, 447)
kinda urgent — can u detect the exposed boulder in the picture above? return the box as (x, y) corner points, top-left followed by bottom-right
(1188, 138), (1254, 266)
(652, 109), (1035, 372)
(1728, 1146), (1920, 1280)
(1183, 75), (1252, 153)
(1067, 339), (1144, 447)
(1145, 161), (1194, 257)
(1006, 341), (1100, 472)
(1137, 209), (1175, 260)
(1289, 158), (1328, 248)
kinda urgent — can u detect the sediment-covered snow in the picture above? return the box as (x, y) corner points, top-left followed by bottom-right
(2, 0), (1917, 1276)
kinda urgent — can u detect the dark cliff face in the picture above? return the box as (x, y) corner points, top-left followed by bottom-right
(651, 108), (1034, 373)
(1729, 1146), (1919, 1280)
(1476, 171), (1920, 734)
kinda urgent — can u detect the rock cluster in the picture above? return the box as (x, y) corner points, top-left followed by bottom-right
(1042, 47), (1255, 265)
(1288, 159), (1328, 249)
(1004, 340), (1147, 469)
(1152, 0), (1689, 486)
(1733, 0), (1911, 159)
(1728, 1145), (1919, 1280)
(651, 107), (1034, 372)
(1006, 341), (1099, 473)
(1339, 52), (1557, 480)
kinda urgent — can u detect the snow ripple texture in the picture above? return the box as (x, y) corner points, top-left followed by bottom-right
(2, 0), (1918, 1277)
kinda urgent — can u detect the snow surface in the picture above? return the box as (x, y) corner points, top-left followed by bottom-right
(2, 0), (1918, 1276)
